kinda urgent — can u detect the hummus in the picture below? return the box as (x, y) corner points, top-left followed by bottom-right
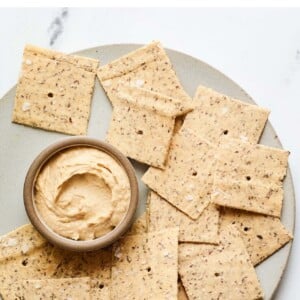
(34, 147), (131, 241)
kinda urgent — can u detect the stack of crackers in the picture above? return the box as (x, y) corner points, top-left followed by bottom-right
(1, 42), (293, 299)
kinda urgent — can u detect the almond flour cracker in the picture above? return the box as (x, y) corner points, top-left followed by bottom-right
(106, 85), (193, 168)
(142, 128), (215, 219)
(111, 228), (179, 300)
(212, 138), (289, 217)
(97, 41), (191, 105)
(220, 208), (293, 266)
(148, 191), (219, 243)
(12, 45), (99, 135)
(0, 228), (62, 292)
(179, 225), (263, 300)
(184, 86), (269, 144)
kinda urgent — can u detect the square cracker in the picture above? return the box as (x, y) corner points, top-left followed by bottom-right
(52, 248), (112, 300)
(0, 224), (46, 262)
(148, 191), (219, 243)
(1, 277), (91, 300)
(179, 225), (263, 300)
(97, 41), (191, 105)
(111, 228), (179, 300)
(182, 86), (269, 144)
(212, 138), (289, 217)
(142, 128), (216, 219)
(0, 242), (61, 291)
(106, 85), (193, 168)
(0, 225), (63, 291)
(220, 207), (293, 266)
(12, 44), (99, 135)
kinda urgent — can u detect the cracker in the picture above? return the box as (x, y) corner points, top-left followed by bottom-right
(12, 44), (99, 135)
(97, 41), (191, 105)
(52, 248), (112, 300)
(182, 86), (269, 144)
(220, 207), (293, 266)
(106, 85), (193, 168)
(0, 243), (61, 291)
(148, 191), (219, 243)
(212, 138), (289, 217)
(0, 224), (46, 262)
(1, 277), (91, 300)
(142, 128), (215, 219)
(111, 228), (179, 300)
(0, 224), (63, 292)
(128, 212), (148, 235)
(216, 137), (289, 183)
(179, 225), (263, 300)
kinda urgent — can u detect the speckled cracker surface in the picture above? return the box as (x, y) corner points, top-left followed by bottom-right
(220, 208), (293, 266)
(0, 243), (61, 291)
(0, 225), (62, 292)
(111, 228), (179, 300)
(179, 225), (263, 300)
(148, 192), (219, 243)
(212, 138), (289, 217)
(53, 248), (112, 300)
(106, 86), (193, 168)
(0, 224), (46, 262)
(12, 44), (99, 135)
(142, 128), (215, 219)
(97, 41), (191, 105)
(184, 86), (269, 144)
(1, 277), (91, 300)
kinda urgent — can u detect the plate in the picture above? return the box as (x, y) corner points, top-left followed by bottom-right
(0, 44), (295, 299)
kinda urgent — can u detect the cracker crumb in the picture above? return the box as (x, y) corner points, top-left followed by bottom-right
(240, 135), (249, 142)
(22, 102), (31, 112)
(21, 243), (30, 254)
(185, 194), (194, 201)
(187, 182), (195, 189)
(4, 238), (18, 247)
(163, 250), (173, 259)
(212, 188), (228, 198)
(211, 190), (220, 197)
(221, 107), (229, 114)
(25, 59), (32, 65)
(114, 246), (123, 259)
(134, 79), (145, 87)
(34, 282), (42, 289)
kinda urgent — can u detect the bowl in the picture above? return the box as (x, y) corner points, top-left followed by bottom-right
(23, 137), (139, 252)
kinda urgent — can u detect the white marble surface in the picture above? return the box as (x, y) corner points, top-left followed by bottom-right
(0, 7), (299, 299)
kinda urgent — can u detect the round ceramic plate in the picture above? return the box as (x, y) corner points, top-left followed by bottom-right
(0, 44), (295, 299)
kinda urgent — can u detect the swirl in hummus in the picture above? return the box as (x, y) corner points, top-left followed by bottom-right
(34, 147), (131, 241)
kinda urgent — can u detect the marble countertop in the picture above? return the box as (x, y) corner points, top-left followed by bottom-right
(0, 7), (299, 299)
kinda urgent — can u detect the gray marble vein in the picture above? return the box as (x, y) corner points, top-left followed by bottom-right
(47, 8), (68, 46)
